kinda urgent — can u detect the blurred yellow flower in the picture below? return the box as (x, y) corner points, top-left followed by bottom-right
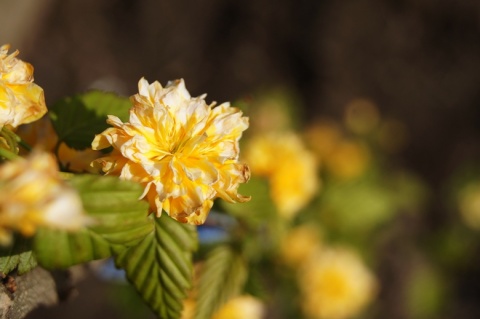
(0, 151), (87, 245)
(304, 120), (343, 163)
(211, 295), (265, 319)
(458, 182), (480, 230)
(92, 78), (250, 224)
(180, 298), (196, 319)
(245, 132), (318, 218)
(281, 225), (322, 267)
(324, 140), (370, 180)
(0, 44), (47, 129)
(299, 247), (377, 319)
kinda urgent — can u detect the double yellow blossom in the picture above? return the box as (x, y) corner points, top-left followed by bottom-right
(0, 44), (47, 130)
(92, 78), (250, 224)
(299, 247), (377, 319)
(0, 151), (87, 245)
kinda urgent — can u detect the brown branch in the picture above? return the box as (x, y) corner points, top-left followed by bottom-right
(0, 267), (58, 319)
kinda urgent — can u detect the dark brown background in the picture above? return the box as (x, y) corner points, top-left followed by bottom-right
(2, 0), (480, 318)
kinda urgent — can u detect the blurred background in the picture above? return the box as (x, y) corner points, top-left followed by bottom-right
(2, 0), (480, 318)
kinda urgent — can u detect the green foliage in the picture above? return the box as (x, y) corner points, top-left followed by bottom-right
(34, 174), (152, 269)
(220, 176), (287, 261)
(220, 176), (276, 226)
(388, 170), (429, 213)
(0, 236), (37, 275)
(194, 245), (248, 319)
(406, 262), (447, 319)
(318, 175), (397, 236)
(71, 175), (153, 246)
(34, 228), (114, 269)
(49, 91), (131, 150)
(115, 215), (198, 319)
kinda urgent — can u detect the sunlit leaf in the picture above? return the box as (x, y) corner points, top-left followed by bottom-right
(71, 175), (153, 246)
(34, 175), (152, 269)
(115, 215), (198, 319)
(194, 245), (247, 319)
(49, 91), (131, 150)
(34, 227), (115, 269)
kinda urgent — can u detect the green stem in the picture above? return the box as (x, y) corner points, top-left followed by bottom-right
(17, 138), (32, 151)
(0, 147), (19, 160)
(5, 128), (33, 151)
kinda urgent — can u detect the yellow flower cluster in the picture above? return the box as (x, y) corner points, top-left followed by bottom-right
(0, 44), (47, 130)
(299, 247), (377, 319)
(0, 151), (87, 245)
(245, 132), (318, 218)
(92, 78), (250, 224)
(305, 121), (370, 180)
(281, 225), (322, 267)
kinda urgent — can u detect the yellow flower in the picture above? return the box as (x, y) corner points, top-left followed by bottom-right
(211, 295), (265, 319)
(281, 225), (322, 267)
(245, 132), (318, 218)
(0, 151), (87, 245)
(0, 44), (47, 129)
(92, 78), (250, 224)
(180, 299), (196, 319)
(299, 247), (377, 319)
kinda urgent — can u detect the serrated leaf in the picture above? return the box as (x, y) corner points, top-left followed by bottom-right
(49, 91), (131, 150)
(71, 175), (153, 246)
(34, 227), (116, 269)
(115, 215), (198, 319)
(0, 236), (37, 275)
(34, 175), (152, 269)
(194, 245), (247, 319)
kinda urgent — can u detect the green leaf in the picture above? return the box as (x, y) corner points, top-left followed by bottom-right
(49, 91), (131, 150)
(0, 236), (37, 275)
(34, 175), (152, 269)
(194, 245), (247, 319)
(71, 175), (153, 246)
(34, 228), (115, 269)
(115, 215), (198, 319)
